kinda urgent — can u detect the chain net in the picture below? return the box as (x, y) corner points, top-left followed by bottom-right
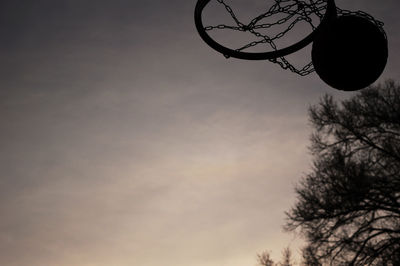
(204, 0), (385, 76)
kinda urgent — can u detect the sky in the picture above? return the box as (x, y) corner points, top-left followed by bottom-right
(0, 0), (399, 265)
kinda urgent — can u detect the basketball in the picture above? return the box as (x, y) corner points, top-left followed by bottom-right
(311, 15), (388, 91)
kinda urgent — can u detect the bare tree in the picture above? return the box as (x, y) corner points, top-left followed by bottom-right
(257, 250), (275, 266)
(280, 247), (294, 266)
(285, 81), (400, 265)
(301, 246), (321, 266)
(257, 246), (321, 266)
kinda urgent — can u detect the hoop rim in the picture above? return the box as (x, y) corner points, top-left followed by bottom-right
(194, 0), (337, 60)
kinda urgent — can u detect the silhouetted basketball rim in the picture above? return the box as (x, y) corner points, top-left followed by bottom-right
(312, 15), (388, 91)
(194, 0), (337, 60)
(194, 0), (389, 91)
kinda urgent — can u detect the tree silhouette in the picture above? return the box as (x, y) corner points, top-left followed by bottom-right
(257, 250), (275, 266)
(285, 81), (400, 265)
(257, 247), (296, 266)
(300, 246), (321, 266)
(280, 247), (294, 266)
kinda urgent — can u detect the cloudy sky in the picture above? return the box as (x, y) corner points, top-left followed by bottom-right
(1, 0), (399, 265)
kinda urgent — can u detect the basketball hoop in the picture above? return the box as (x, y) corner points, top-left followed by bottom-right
(194, 0), (388, 90)
(195, 0), (337, 61)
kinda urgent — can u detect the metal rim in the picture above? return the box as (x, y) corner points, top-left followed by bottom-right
(194, 0), (337, 60)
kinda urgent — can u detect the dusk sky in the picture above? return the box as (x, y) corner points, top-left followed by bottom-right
(1, 1), (400, 265)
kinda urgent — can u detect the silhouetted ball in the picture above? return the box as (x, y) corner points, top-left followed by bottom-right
(312, 15), (388, 91)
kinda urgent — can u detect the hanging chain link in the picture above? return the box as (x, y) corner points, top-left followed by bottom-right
(203, 0), (385, 76)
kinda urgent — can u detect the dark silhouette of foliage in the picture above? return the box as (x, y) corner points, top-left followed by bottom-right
(285, 81), (400, 265)
(301, 246), (321, 266)
(257, 247), (295, 266)
(258, 250), (275, 266)
(281, 247), (294, 266)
